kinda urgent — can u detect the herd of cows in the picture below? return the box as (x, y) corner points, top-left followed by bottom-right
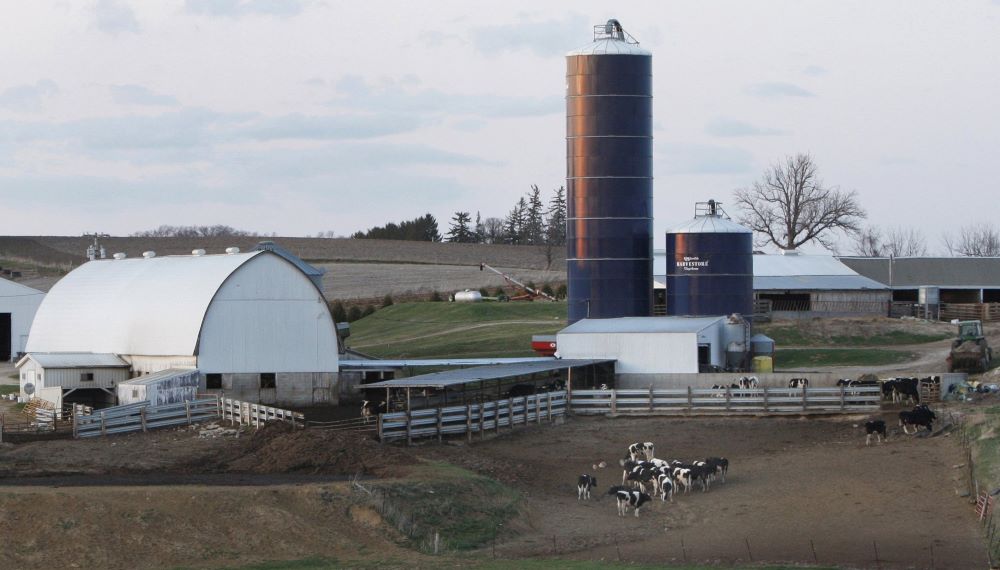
(576, 442), (730, 518)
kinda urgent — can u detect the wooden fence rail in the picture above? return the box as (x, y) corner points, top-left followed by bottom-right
(570, 386), (881, 415)
(219, 397), (304, 428)
(378, 391), (567, 444)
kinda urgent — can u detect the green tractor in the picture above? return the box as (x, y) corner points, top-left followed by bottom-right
(947, 320), (993, 373)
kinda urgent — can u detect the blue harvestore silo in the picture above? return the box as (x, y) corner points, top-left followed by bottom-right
(666, 200), (753, 317)
(565, 19), (653, 324)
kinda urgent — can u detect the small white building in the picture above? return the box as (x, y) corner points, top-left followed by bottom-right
(0, 277), (45, 361)
(556, 315), (747, 374)
(21, 248), (339, 407)
(117, 369), (200, 406)
(16, 352), (130, 408)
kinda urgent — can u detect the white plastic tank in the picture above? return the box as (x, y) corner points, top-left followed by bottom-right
(225, 247), (240, 255)
(112, 252), (127, 260)
(454, 289), (483, 303)
(142, 251), (156, 259)
(191, 249), (206, 256)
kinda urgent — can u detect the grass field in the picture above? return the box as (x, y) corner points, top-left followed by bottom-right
(347, 302), (566, 359)
(759, 324), (949, 347)
(235, 559), (837, 570)
(774, 348), (916, 369)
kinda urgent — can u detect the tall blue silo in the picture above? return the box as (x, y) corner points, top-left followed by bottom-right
(666, 200), (753, 317)
(566, 19), (653, 323)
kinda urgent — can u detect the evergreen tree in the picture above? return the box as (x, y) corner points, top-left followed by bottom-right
(503, 197), (528, 244)
(524, 185), (546, 245)
(447, 211), (476, 243)
(474, 211), (485, 243)
(352, 213), (440, 241)
(546, 186), (567, 245)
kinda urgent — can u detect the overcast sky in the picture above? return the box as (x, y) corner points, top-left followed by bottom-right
(1, 0), (998, 253)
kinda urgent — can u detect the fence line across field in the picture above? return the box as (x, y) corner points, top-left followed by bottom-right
(570, 386), (881, 415)
(378, 391), (567, 444)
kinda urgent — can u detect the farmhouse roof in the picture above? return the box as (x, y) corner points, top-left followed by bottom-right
(840, 257), (1000, 289)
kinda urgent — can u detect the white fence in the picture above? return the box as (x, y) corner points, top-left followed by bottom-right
(378, 391), (567, 443)
(74, 398), (219, 438)
(570, 386), (881, 415)
(219, 397), (304, 428)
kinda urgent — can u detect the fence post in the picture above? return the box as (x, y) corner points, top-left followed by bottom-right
(649, 385), (654, 412)
(466, 404), (473, 443)
(725, 386), (731, 411)
(802, 386), (808, 412)
(840, 386), (846, 412)
(140, 407), (148, 433)
(763, 388), (769, 412)
(378, 412), (384, 443)
(686, 386), (693, 412)
(535, 395), (541, 424)
(100, 411), (107, 437)
(611, 390), (618, 415)
(406, 408), (412, 446)
(508, 397), (514, 430)
(547, 393), (553, 423)
(185, 401), (192, 425)
(437, 406), (443, 443)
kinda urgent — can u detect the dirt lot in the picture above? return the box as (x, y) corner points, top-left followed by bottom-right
(0, 408), (988, 569)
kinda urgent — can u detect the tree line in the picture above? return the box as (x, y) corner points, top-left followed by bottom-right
(349, 185), (567, 246)
(130, 225), (272, 238)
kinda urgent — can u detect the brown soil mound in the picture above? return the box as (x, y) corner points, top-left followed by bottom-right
(217, 422), (412, 477)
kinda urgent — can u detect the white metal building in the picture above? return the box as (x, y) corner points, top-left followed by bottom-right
(0, 277), (45, 361)
(117, 369), (200, 406)
(17, 352), (130, 408)
(21, 249), (339, 406)
(556, 316), (747, 374)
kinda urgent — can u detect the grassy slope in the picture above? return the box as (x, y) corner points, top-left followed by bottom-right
(235, 558), (836, 570)
(347, 302), (566, 359)
(759, 324), (949, 347)
(775, 348), (916, 369)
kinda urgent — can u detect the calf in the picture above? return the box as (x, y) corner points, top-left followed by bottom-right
(865, 420), (887, 446)
(704, 457), (729, 483)
(656, 473), (675, 502)
(899, 405), (936, 434)
(577, 474), (597, 500)
(608, 487), (652, 517)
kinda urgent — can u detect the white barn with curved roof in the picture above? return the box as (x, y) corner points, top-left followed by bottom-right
(22, 249), (339, 406)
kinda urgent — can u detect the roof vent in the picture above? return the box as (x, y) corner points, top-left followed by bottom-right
(142, 251), (156, 259)
(112, 252), (126, 260)
(225, 247), (240, 255)
(191, 249), (206, 256)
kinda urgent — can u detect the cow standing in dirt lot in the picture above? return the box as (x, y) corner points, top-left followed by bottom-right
(864, 420), (887, 446)
(577, 474), (597, 500)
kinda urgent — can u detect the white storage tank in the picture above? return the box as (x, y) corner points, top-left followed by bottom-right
(454, 290), (483, 303)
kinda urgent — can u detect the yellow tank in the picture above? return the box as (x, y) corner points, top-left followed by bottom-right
(752, 356), (773, 373)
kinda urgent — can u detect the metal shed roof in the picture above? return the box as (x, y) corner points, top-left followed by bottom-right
(20, 352), (128, 368)
(754, 275), (888, 291)
(340, 357), (556, 369)
(363, 359), (614, 389)
(119, 368), (198, 386)
(667, 215), (750, 235)
(560, 316), (725, 335)
(840, 257), (1000, 289)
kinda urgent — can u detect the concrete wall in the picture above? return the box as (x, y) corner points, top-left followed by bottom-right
(614, 372), (843, 390)
(203, 371), (337, 406)
(197, 254), (339, 374)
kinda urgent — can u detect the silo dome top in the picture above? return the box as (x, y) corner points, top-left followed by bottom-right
(667, 200), (752, 234)
(567, 19), (651, 57)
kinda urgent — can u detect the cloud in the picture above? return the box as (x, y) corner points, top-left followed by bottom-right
(747, 82), (815, 98)
(471, 13), (589, 57)
(705, 118), (786, 137)
(184, 0), (307, 18)
(802, 65), (827, 76)
(0, 80), (59, 112)
(658, 144), (755, 175)
(110, 84), (179, 107)
(239, 113), (423, 141)
(93, 0), (140, 35)
(329, 74), (562, 120)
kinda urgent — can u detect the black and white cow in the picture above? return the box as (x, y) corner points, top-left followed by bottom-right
(899, 404), (936, 434)
(656, 473), (675, 502)
(360, 400), (385, 424)
(864, 420), (887, 446)
(577, 474), (597, 500)
(704, 457), (730, 483)
(885, 377), (920, 404)
(608, 487), (652, 517)
(626, 442), (655, 462)
(738, 376), (760, 390)
(788, 378), (809, 389)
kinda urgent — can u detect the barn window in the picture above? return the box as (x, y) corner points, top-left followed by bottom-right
(260, 373), (276, 389)
(80, 372), (94, 382)
(206, 373), (222, 390)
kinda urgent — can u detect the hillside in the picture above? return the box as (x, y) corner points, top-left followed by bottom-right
(0, 236), (568, 295)
(347, 301), (566, 358)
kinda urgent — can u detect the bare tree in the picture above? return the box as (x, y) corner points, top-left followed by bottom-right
(851, 225), (928, 257)
(942, 223), (1000, 257)
(733, 153), (866, 251)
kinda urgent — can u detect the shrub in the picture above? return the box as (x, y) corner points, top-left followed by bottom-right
(541, 284), (554, 297)
(382, 294), (394, 308)
(429, 290), (443, 302)
(362, 305), (376, 317)
(347, 306), (363, 322)
(556, 284), (567, 299)
(478, 287), (490, 297)
(330, 301), (348, 323)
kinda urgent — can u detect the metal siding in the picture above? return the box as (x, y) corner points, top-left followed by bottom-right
(39, 366), (129, 389)
(566, 48), (653, 323)
(197, 253), (339, 374)
(0, 279), (44, 360)
(556, 332), (698, 374)
(666, 229), (753, 317)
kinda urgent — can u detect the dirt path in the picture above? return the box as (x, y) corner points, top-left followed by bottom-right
(352, 320), (556, 348)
